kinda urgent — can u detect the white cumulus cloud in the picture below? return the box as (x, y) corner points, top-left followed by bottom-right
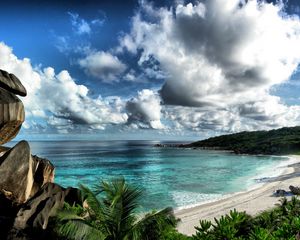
(126, 89), (164, 129)
(121, 0), (300, 107)
(119, 0), (300, 133)
(0, 42), (128, 132)
(79, 51), (127, 82)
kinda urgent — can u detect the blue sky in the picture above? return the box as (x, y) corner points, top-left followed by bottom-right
(1, 0), (300, 140)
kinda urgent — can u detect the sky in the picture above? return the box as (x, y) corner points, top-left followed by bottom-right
(1, 0), (300, 140)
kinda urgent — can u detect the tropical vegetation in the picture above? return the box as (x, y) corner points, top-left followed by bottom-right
(52, 178), (300, 239)
(193, 197), (300, 239)
(53, 177), (180, 240)
(186, 126), (300, 155)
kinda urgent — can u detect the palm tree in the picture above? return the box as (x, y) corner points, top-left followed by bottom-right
(56, 177), (176, 240)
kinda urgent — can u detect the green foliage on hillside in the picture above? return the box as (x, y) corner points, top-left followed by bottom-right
(188, 126), (300, 154)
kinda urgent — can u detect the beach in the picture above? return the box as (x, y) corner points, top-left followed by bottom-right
(175, 155), (300, 236)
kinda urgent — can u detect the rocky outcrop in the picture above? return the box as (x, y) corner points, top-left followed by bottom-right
(0, 192), (19, 238)
(0, 69), (27, 96)
(0, 70), (28, 238)
(0, 141), (56, 205)
(289, 185), (300, 195)
(0, 88), (25, 145)
(30, 156), (55, 197)
(0, 145), (10, 156)
(0, 69), (82, 239)
(274, 189), (288, 197)
(14, 183), (81, 230)
(0, 141), (34, 204)
(0, 70), (26, 145)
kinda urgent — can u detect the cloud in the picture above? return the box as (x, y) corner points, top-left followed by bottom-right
(39, 68), (128, 128)
(69, 12), (91, 35)
(123, 69), (136, 81)
(0, 42), (128, 132)
(116, 0), (300, 133)
(163, 106), (242, 133)
(126, 89), (164, 129)
(53, 35), (70, 53)
(163, 94), (300, 135)
(52, 30), (92, 55)
(3, 0), (300, 136)
(78, 51), (127, 81)
(68, 12), (105, 35)
(121, 0), (300, 106)
(53, 12), (105, 53)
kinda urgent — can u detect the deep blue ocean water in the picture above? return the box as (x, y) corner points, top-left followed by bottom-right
(10, 140), (290, 211)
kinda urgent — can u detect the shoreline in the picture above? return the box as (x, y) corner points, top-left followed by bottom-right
(175, 155), (300, 236)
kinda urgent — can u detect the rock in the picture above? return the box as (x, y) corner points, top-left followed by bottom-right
(0, 192), (18, 235)
(274, 189), (288, 197)
(0, 69), (27, 96)
(30, 156), (55, 197)
(0, 141), (55, 203)
(0, 88), (25, 145)
(0, 141), (55, 204)
(6, 228), (29, 240)
(154, 144), (167, 147)
(14, 183), (81, 230)
(0, 141), (34, 204)
(289, 185), (300, 195)
(0, 145), (9, 157)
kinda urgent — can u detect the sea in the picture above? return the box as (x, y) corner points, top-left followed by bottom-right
(8, 140), (294, 211)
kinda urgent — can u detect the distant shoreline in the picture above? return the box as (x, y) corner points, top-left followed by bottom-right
(175, 155), (300, 236)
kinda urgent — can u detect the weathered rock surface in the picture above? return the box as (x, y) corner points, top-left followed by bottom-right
(0, 145), (9, 156)
(0, 88), (25, 145)
(0, 69), (82, 239)
(0, 192), (19, 238)
(0, 141), (56, 205)
(289, 185), (300, 195)
(0, 69), (27, 96)
(0, 141), (34, 204)
(14, 183), (81, 230)
(30, 155), (55, 197)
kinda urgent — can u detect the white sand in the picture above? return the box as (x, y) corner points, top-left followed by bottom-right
(175, 155), (300, 236)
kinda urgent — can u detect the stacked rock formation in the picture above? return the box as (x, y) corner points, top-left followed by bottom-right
(0, 69), (26, 145)
(0, 70), (81, 239)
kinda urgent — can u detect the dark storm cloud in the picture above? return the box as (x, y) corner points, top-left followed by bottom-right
(160, 82), (216, 107)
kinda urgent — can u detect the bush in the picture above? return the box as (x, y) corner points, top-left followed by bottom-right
(193, 197), (300, 240)
(193, 209), (252, 239)
(51, 178), (300, 240)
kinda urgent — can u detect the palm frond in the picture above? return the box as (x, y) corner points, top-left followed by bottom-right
(79, 184), (104, 219)
(132, 207), (176, 240)
(99, 177), (144, 239)
(59, 219), (105, 240)
(55, 177), (173, 240)
(57, 209), (86, 222)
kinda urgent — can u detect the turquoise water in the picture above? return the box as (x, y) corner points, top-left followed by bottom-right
(16, 140), (289, 211)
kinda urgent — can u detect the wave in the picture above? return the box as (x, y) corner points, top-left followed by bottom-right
(249, 155), (299, 186)
(173, 156), (300, 211)
(171, 191), (222, 210)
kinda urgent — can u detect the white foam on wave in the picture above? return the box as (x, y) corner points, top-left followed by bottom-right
(172, 191), (223, 210)
(173, 156), (300, 211)
(247, 155), (300, 188)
